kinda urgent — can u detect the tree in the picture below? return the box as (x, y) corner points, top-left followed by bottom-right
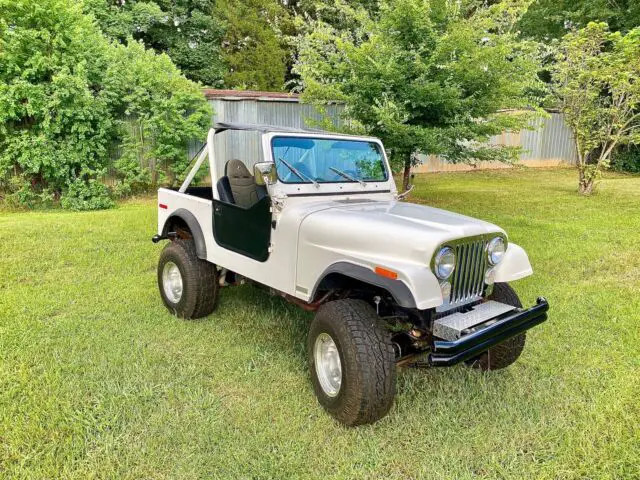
(216, 0), (292, 91)
(519, 0), (640, 40)
(83, 0), (225, 86)
(551, 23), (640, 195)
(289, 0), (379, 27)
(294, 0), (544, 190)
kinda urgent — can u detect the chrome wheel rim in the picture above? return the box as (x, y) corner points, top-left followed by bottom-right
(314, 333), (342, 397)
(162, 261), (183, 304)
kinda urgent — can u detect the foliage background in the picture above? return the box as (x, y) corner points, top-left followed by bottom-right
(0, 0), (211, 210)
(1, 0), (640, 209)
(294, 0), (546, 188)
(550, 22), (640, 194)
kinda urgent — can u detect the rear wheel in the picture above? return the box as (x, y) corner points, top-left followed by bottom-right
(465, 283), (526, 371)
(157, 240), (219, 319)
(308, 299), (396, 426)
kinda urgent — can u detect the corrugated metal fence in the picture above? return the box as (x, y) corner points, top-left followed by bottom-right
(109, 91), (577, 179)
(414, 113), (577, 172)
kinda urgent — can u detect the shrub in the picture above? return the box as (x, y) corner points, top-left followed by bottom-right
(2, 175), (55, 209)
(103, 40), (212, 188)
(60, 178), (115, 211)
(0, 0), (112, 207)
(111, 154), (153, 198)
(612, 146), (640, 173)
(0, 0), (211, 210)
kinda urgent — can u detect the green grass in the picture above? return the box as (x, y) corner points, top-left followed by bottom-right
(1, 168), (639, 479)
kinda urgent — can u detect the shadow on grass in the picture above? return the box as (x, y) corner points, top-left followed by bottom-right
(208, 284), (542, 426)
(216, 284), (312, 365)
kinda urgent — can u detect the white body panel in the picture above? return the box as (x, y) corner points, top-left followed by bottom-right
(157, 128), (534, 311)
(493, 243), (533, 283)
(295, 199), (508, 309)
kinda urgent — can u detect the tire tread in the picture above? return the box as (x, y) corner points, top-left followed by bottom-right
(157, 240), (218, 319)
(310, 299), (396, 426)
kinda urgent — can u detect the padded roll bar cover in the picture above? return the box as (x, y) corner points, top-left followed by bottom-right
(161, 208), (207, 259)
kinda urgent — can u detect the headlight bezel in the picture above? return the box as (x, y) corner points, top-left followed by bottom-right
(487, 236), (507, 265)
(434, 246), (456, 280)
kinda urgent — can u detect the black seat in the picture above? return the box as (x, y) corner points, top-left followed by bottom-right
(217, 174), (234, 204)
(216, 159), (266, 208)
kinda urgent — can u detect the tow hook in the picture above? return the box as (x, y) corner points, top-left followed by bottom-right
(151, 232), (177, 243)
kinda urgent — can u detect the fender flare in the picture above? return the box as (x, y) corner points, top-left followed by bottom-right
(161, 208), (207, 259)
(311, 262), (417, 309)
(493, 243), (533, 283)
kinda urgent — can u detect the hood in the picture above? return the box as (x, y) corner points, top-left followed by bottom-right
(296, 198), (504, 265)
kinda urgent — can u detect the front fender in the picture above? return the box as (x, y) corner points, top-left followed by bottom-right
(493, 243), (533, 283)
(311, 258), (443, 310)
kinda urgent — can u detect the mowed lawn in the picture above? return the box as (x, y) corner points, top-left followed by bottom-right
(1, 168), (639, 479)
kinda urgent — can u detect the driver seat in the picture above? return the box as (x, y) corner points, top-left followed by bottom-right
(217, 159), (261, 208)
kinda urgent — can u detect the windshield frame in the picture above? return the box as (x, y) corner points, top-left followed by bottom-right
(269, 134), (390, 186)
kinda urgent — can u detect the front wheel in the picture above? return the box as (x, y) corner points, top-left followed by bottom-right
(465, 283), (526, 371)
(308, 299), (396, 426)
(157, 239), (219, 319)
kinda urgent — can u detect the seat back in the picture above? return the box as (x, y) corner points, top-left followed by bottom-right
(216, 175), (234, 204)
(226, 159), (259, 208)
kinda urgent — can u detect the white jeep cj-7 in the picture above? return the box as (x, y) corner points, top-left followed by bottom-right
(153, 123), (549, 425)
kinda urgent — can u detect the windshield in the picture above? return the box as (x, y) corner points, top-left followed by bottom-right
(272, 136), (388, 184)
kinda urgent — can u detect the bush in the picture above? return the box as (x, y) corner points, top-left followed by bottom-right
(612, 146), (640, 173)
(2, 175), (55, 209)
(104, 41), (211, 188)
(111, 155), (153, 198)
(0, 0), (211, 210)
(60, 178), (115, 211)
(0, 0), (112, 208)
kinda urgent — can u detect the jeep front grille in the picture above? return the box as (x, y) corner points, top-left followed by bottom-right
(447, 238), (489, 308)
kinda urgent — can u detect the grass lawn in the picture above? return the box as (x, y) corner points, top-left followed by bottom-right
(1, 168), (639, 479)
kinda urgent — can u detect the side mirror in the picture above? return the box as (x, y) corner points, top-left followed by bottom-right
(254, 162), (277, 186)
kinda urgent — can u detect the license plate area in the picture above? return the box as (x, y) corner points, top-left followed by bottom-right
(432, 301), (516, 341)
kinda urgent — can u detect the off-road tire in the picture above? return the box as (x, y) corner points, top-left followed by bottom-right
(157, 239), (218, 319)
(308, 299), (396, 426)
(465, 282), (526, 371)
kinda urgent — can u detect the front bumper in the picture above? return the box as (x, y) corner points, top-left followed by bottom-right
(428, 297), (549, 366)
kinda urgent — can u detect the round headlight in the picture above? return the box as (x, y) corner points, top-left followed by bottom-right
(435, 247), (456, 279)
(487, 237), (506, 265)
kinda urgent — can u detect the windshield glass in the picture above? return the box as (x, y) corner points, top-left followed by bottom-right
(272, 136), (388, 184)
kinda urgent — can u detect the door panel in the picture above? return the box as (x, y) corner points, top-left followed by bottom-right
(212, 196), (272, 262)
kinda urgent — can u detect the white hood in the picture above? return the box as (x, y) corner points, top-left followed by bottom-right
(297, 198), (504, 265)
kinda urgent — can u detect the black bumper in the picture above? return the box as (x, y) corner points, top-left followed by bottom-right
(428, 297), (549, 367)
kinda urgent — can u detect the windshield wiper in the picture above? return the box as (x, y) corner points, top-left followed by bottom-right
(278, 157), (319, 187)
(329, 167), (365, 187)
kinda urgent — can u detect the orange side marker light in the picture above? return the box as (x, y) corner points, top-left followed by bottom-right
(374, 266), (398, 280)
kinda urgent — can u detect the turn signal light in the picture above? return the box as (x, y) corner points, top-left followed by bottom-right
(374, 266), (398, 280)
